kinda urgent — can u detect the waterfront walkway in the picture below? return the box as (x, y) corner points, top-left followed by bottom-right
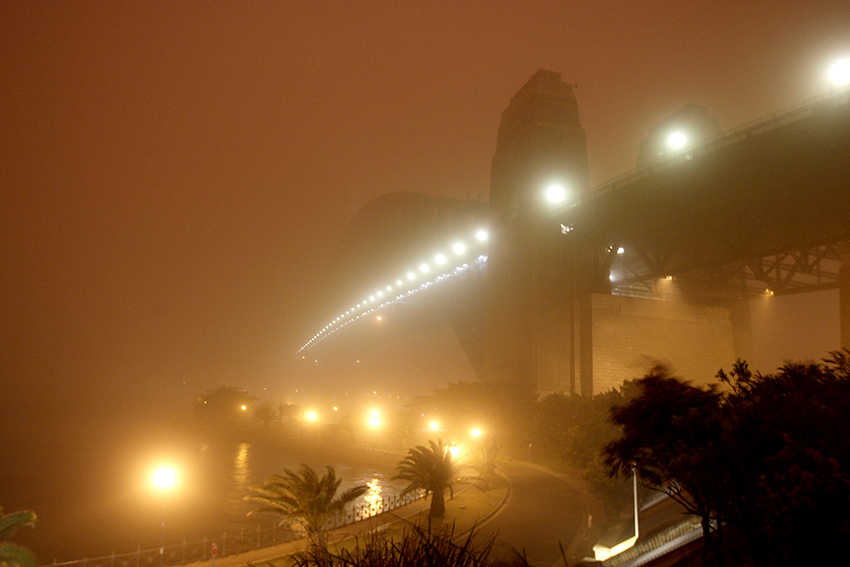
(185, 478), (511, 567)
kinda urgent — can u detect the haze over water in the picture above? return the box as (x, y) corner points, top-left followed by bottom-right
(1, 388), (405, 564)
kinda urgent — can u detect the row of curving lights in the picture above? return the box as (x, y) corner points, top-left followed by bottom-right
(298, 228), (490, 353)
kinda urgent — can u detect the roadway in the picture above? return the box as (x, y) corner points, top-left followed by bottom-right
(475, 461), (589, 567)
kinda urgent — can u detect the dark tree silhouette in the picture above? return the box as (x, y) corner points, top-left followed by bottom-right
(605, 355), (850, 567)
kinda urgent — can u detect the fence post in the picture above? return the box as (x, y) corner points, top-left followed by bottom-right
(182, 538), (186, 564)
(110, 551), (115, 567)
(222, 532), (226, 557)
(136, 547), (140, 567)
(256, 525), (260, 548)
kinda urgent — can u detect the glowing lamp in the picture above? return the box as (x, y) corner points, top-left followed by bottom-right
(829, 58), (850, 88)
(153, 467), (177, 490)
(666, 131), (687, 151)
(545, 184), (567, 205)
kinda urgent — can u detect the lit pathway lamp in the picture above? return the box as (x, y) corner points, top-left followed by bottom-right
(152, 466), (177, 567)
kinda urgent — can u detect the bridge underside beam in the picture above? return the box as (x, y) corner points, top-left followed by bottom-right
(559, 94), (850, 304)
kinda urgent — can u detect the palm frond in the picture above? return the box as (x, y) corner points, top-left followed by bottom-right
(0, 511), (36, 540)
(0, 542), (38, 567)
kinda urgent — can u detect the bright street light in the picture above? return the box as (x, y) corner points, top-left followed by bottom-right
(471, 428), (482, 438)
(153, 467), (177, 490)
(829, 58), (850, 88)
(545, 183), (567, 205)
(666, 131), (687, 151)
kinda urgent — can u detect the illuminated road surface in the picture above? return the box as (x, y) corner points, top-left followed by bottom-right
(476, 462), (586, 567)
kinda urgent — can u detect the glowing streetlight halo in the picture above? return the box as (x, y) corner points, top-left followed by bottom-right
(829, 57), (850, 88)
(544, 183), (567, 205)
(153, 466), (177, 490)
(666, 130), (687, 151)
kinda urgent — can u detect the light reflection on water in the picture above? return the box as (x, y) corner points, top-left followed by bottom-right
(6, 427), (407, 564)
(222, 440), (408, 533)
(365, 478), (382, 507)
(231, 443), (251, 501)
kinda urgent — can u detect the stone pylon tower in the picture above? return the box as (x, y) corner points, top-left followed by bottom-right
(484, 69), (590, 393)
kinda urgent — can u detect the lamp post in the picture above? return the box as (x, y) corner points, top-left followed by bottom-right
(152, 466), (177, 567)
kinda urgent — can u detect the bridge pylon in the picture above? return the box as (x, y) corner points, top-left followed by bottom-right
(484, 69), (592, 394)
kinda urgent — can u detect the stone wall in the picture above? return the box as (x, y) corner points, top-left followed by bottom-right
(590, 293), (736, 395)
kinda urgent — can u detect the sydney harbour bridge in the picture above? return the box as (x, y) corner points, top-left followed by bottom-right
(299, 69), (850, 397)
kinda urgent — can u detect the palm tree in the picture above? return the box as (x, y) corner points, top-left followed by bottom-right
(392, 439), (460, 518)
(0, 507), (37, 567)
(245, 464), (367, 548)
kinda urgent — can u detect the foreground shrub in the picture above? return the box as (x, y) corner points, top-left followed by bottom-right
(289, 522), (530, 567)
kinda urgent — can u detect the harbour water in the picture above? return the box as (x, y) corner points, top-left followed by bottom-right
(1, 409), (407, 564)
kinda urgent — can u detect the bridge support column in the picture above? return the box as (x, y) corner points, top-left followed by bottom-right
(577, 291), (594, 396)
(838, 243), (850, 350)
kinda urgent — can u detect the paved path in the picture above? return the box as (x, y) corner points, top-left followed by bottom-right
(184, 460), (588, 567)
(474, 462), (589, 567)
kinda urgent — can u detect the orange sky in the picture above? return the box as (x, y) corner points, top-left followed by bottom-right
(2, 1), (848, 406)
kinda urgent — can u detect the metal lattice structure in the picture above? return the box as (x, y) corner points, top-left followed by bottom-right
(558, 86), (850, 303)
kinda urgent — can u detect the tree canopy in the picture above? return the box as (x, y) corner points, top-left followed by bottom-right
(192, 385), (257, 422)
(604, 354), (850, 567)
